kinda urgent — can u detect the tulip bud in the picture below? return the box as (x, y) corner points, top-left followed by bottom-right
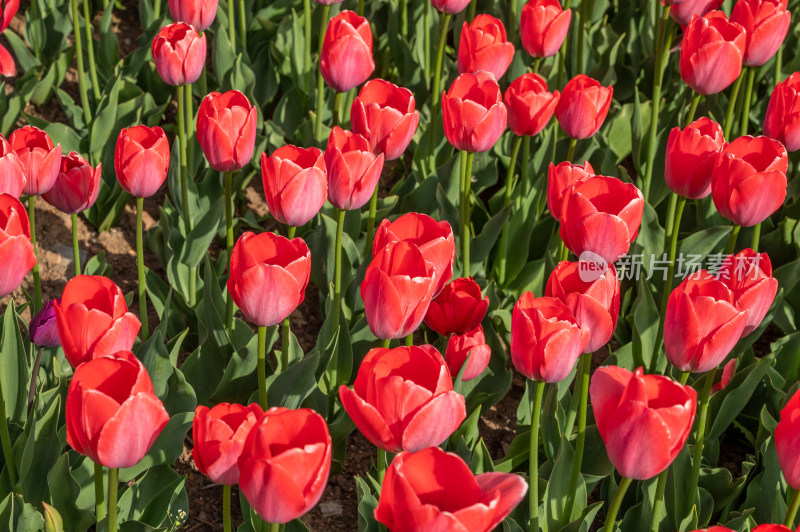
(555, 74), (613, 139)
(430, 0), (471, 14)
(9, 126), (61, 196)
(320, 11), (375, 93)
(423, 276), (489, 336)
(730, 0), (790, 67)
(444, 326), (492, 381)
(168, 0), (219, 31)
(114, 125), (170, 198)
(442, 71), (507, 153)
(718, 249), (777, 336)
(42, 152), (101, 214)
(30, 299), (60, 348)
(520, 0), (572, 58)
(261, 146), (327, 228)
(42, 502), (63, 532)
(350, 79), (419, 161)
(0, 133), (25, 198)
(324, 126), (384, 211)
(197, 90), (258, 172)
(457, 15), (515, 81)
(775, 388), (800, 489)
(151, 22), (207, 86)
(192, 403), (263, 485)
(764, 71), (800, 152)
(679, 12), (746, 95)
(504, 73), (559, 137)
(665, 117), (725, 199)
(547, 160), (594, 222)
(0, 193), (36, 298)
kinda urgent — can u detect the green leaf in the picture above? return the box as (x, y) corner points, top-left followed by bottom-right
(0, 493), (44, 532)
(266, 352), (320, 409)
(356, 476), (380, 532)
(90, 74), (121, 154)
(179, 197), (225, 268)
(46, 454), (95, 532)
(1, 301), (29, 424)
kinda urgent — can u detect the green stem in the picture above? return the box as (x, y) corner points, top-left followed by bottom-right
(177, 86), (196, 305)
(223, 484), (232, 532)
(314, 4), (331, 140)
(399, 0), (407, 37)
(228, 0), (236, 50)
(72, 213), (81, 276)
(185, 83), (195, 167)
(225, 171), (235, 329)
(381, 338), (391, 348)
(532, 57), (541, 74)
(603, 477), (633, 532)
(752, 223), (761, 251)
(304, 0), (311, 73)
(521, 135), (531, 196)
(405, 333), (413, 346)
(268, 523), (279, 532)
(649, 468), (668, 532)
(687, 368), (717, 512)
(357, 0), (364, 14)
(136, 197), (149, 340)
(460, 151), (474, 277)
(82, 0), (101, 101)
(364, 187), (379, 257)
(508, 0), (517, 38)
(153, 0), (161, 18)
(559, 241), (569, 261)
(685, 91), (701, 128)
(332, 91), (343, 128)
(643, 4), (672, 202)
(740, 67), (755, 136)
(257, 326), (267, 409)
(785, 488), (800, 527)
(94, 462), (105, 525)
(775, 46), (783, 86)
(467, 0), (475, 21)
(238, 0), (247, 50)
(28, 197), (42, 312)
(566, 138), (577, 163)
(424, 0), (431, 78)
(70, 0), (92, 126)
(281, 316), (291, 371)
(429, 13), (452, 169)
(377, 448), (388, 484)
(529, 380), (545, 531)
(495, 135), (523, 282)
(562, 352), (591, 523)
(679, 371), (690, 385)
(332, 208), (346, 330)
(723, 72), (744, 140)
(107, 468), (118, 532)
(726, 225), (740, 255)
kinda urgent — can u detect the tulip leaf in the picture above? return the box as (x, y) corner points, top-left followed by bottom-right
(0, 493), (44, 531)
(1, 301), (29, 424)
(708, 354), (774, 440)
(46, 454), (94, 532)
(631, 277), (659, 371)
(556, 501), (603, 532)
(178, 197), (225, 268)
(18, 394), (61, 508)
(543, 436), (585, 531)
(89, 73), (121, 155)
(266, 352), (320, 410)
(355, 476), (380, 532)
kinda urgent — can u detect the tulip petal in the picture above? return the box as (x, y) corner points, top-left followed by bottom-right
(95, 392), (169, 469)
(402, 391), (467, 451)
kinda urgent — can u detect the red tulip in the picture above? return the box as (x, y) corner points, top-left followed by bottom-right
(511, 292), (590, 383)
(520, 0), (572, 58)
(324, 126), (384, 210)
(374, 447), (528, 532)
(227, 232), (311, 328)
(547, 160), (594, 222)
(764, 71), (800, 152)
(114, 125), (170, 198)
(712, 359), (737, 394)
(0, 0), (18, 32)
(590, 366), (696, 480)
(30, 299), (60, 348)
(776, 388), (800, 489)
(423, 276), (489, 336)
(665, 117), (725, 199)
(339, 345), (466, 451)
(168, 0), (218, 31)
(457, 15), (515, 81)
(670, 0), (724, 25)
(192, 403), (263, 485)
(151, 22), (207, 86)
(711, 135), (788, 227)
(442, 71), (507, 153)
(260, 146), (327, 227)
(361, 241), (436, 340)
(730, 0), (790, 67)
(0, 43), (13, 77)
(238, 407), (331, 524)
(197, 90), (258, 172)
(664, 270), (748, 373)
(0, 193), (35, 297)
(680, 12), (746, 95)
(718, 249), (777, 337)
(9, 126), (61, 196)
(315, 0), (345, 4)
(0, 133), (25, 197)
(42, 152), (101, 214)
(504, 73), (559, 137)
(444, 325), (492, 381)
(752, 527), (794, 532)
(559, 175), (644, 264)
(546, 261), (620, 353)
(53, 275), (141, 367)
(372, 212), (455, 296)
(555, 74), (613, 139)
(430, 0), (471, 14)
(320, 11), (375, 93)
(690, 528), (735, 532)
(351, 79), (419, 161)
(66, 350), (169, 468)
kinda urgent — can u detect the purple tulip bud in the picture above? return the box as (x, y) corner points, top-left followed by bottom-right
(30, 300), (60, 347)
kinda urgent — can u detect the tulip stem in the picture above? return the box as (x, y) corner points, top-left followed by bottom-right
(107, 468), (118, 532)
(70, 0), (93, 126)
(93, 462), (105, 525)
(227, 0), (236, 50)
(649, 468), (668, 532)
(238, 0), (247, 50)
(381, 338), (391, 348)
(377, 448), (387, 484)
(424, 0), (431, 78)
(529, 380), (545, 531)
(82, 0), (101, 101)
(225, 171), (235, 330)
(740, 67), (755, 136)
(223, 484), (232, 532)
(332, 208), (346, 331)
(775, 46), (783, 86)
(153, 0), (160, 18)
(364, 187), (379, 257)
(304, 0), (311, 73)
(460, 151), (474, 277)
(185, 83), (195, 165)
(357, 0), (364, 15)
(726, 225), (741, 255)
(405, 333), (413, 346)
(563, 352), (591, 524)
(268, 523), (279, 532)
(281, 316), (292, 371)
(685, 92), (701, 128)
(136, 197), (149, 341)
(27, 197), (42, 312)
(257, 325), (267, 409)
(176, 85), (196, 306)
(687, 368), (717, 514)
(521, 135), (531, 196)
(332, 92), (343, 128)
(314, 4), (331, 140)
(723, 72), (744, 140)
(603, 476), (633, 532)
(566, 138), (577, 163)
(785, 488), (800, 527)
(429, 13), (452, 170)
(71, 213), (81, 276)
(495, 135), (524, 283)
(752, 223), (761, 251)
(398, 0), (408, 37)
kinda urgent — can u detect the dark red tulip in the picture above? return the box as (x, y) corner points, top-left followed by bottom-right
(547, 160), (594, 222)
(151, 22), (207, 86)
(192, 403), (263, 485)
(504, 73), (559, 137)
(520, 0), (572, 58)
(114, 125), (170, 198)
(261, 146), (327, 227)
(0, 133), (25, 197)
(320, 11), (375, 93)
(591, 366), (696, 480)
(339, 345), (466, 451)
(423, 276), (489, 336)
(671, 0), (724, 25)
(776, 388), (800, 489)
(764, 72), (800, 152)
(9, 126), (61, 196)
(444, 326), (492, 381)
(718, 249), (778, 336)
(665, 117), (725, 199)
(555, 74), (613, 139)
(0, 193), (35, 297)
(324, 126), (384, 210)
(430, 0), (470, 14)
(351, 79), (419, 161)
(42, 152), (101, 214)
(168, 0), (218, 31)
(730, 0), (790, 67)
(457, 15), (515, 81)
(679, 12), (746, 95)
(442, 71), (507, 153)
(66, 351), (169, 468)
(197, 90), (258, 172)
(227, 232), (311, 328)
(30, 299), (60, 347)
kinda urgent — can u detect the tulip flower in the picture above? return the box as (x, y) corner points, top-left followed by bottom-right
(168, 0), (219, 31)
(555, 74), (613, 140)
(374, 447), (528, 532)
(361, 241), (436, 340)
(670, 0), (724, 25)
(9, 126), (61, 197)
(423, 276), (489, 336)
(664, 270), (748, 373)
(42, 152), (101, 215)
(590, 366), (696, 480)
(114, 126), (170, 199)
(442, 71), (507, 153)
(372, 212), (455, 296)
(151, 22), (207, 86)
(711, 135), (788, 227)
(679, 12), (746, 95)
(718, 249), (777, 336)
(520, 0), (572, 58)
(0, 0), (18, 76)
(29, 299), (60, 348)
(53, 275), (141, 367)
(0, 43), (12, 77)
(0, 133), (25, 198)
(751, 527), (794, 532)
(665, 117), (725, 200)
(444, 326), (492, 381)
(547, 160), (595, 222)
(238, 407), (332, 525)
(197, 90), (258, 173)
(546, 261), (620, 353)
(261, 146), (328, 228)
(320, 11), (375, 93)
(192, 403), (263, 485)
(689, 527), (738, 532)
(0, 193), (36, 297)
(431, 0), (470, 14)
(730, 0), (790, 67)
(351, 79), (420, 161)
(339, 345), (467, 452)
(66, 350), (169, 469)
(315, 0), (345, 3)
(559, 175), (645, 264)
(324, 127), (384, 211)
(505, 73), (559, 137)
(457, 15), (515, 81)
(764, 72), (800, 152)
(776, 388), (800, 491)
